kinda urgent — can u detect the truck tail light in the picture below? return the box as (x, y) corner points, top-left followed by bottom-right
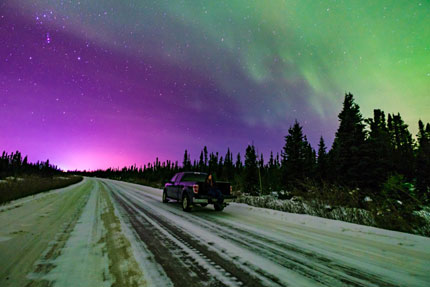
(193, 184), (199, 194)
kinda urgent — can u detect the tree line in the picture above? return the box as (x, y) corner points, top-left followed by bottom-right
(0, 151), (83, 204)
(80, 93), (430, 207)
(0, 151), (62, 179)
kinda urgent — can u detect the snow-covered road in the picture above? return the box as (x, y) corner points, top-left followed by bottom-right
(1, 177), (429, 287)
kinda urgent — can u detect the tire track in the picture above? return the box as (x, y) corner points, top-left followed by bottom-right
(120, 186), (354, 286)
(173, 211), (398, 287)
(196, 216), (399, 287)
(112, 181), (399, 287)
(108, 183), (280, 287)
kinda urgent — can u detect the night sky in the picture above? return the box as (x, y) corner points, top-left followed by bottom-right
(1, 1), (429, 170)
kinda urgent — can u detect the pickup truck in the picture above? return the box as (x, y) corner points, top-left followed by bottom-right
(162, 172), (236, 211)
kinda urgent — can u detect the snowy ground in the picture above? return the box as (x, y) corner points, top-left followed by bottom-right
(1, 177), (429, 286)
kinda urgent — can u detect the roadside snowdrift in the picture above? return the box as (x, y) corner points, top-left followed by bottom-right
(236, 194), (430, 236)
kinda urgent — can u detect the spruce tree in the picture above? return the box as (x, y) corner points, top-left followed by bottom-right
(329, 93), (366, 187)
(317, 136), (328, 180)
(303, 137), (316, 179)
(416, 120), (430, 202)
(208, 152), (219, 175)
(281, 120), (313, 186)
(258, 153), (265, 194)
(268, 152), (275, 189)
(387, 113), (415, 179)
(198, 151), (204, 171)
(223, 148), (234, 181)
(243, 145), (259, 195)
(203, 146), (208, 167)
(217, 156), (224, 179)
(235, 153), (242, 171)
(269, 151), (275, 169)
(362, 109), (393, 190)
(182, 150), (191, 171)
(276, 153), (281, 167)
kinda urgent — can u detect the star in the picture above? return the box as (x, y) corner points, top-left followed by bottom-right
(46, 32), (51, 44)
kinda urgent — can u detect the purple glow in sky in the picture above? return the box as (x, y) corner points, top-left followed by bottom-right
(1, 1), (429, 170)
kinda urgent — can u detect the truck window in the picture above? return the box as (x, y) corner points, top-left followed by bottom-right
(175, 173), (183, 183)
(180, 173), (208, 182)
(170, 174), (178, 182)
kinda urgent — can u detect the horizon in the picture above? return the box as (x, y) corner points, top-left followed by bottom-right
(1, 1), (429, 170)
(2, 106), (428, 173)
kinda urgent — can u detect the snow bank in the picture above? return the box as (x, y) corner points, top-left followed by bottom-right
(236, 195), (376, 226)
(236, 194), (430, 236)
(413, 206), (430, 236)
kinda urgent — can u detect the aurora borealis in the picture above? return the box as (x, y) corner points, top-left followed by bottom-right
(1, 1), (429, 170)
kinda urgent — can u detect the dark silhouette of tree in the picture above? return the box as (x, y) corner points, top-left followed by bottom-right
(235, 153), (243, 171)
(223, 148), (234, 181)
(243, 145), (259, 195)
(387, 113), (415, 179)
(182, 150), (191, 171)
(203, 146), (208, 168)
(198, 151), (204, 170)
(269, 152), (275, 169)
(233, 152), (244, 190)
(361, 109), (393, 191)
(303, 137), (316, 179)
(317, 136), (328, 180)
(258, 153), (265, 194)
(266, 151), (281, 192)
(0, 151), (61, 179)
(217, 155), (224, 179)
(329, 93), (366, 188)
(281, 120), (315, 187)
(208, 152), (218, 174)
(416, 120), (430, 202)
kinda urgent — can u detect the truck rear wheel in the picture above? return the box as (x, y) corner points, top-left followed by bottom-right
(214, 203), (224, 211)
(182, 194), (192, 212)
(162, 189), (168, 203)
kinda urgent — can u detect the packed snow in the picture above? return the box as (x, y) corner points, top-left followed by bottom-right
(1, 177), (429, 287)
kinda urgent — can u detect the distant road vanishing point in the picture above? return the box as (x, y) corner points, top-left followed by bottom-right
(0, 177), (429, 287)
